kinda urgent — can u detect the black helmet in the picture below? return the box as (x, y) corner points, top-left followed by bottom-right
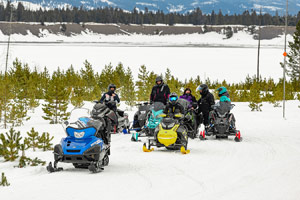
(156, 76), (163, 85)
(196, 84), (208, 95)
(108, 84), (116, 92)
(169, 92), (178, 105)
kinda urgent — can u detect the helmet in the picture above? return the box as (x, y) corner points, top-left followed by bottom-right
(216, 86), (227, 97)
(108, 84), (116, 92)
(169, 92), (178, 105)
(196, 84), (208, 95)
(155, 76), (163, 86)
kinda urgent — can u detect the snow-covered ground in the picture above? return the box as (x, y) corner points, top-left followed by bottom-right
(0, 100), (300, 200)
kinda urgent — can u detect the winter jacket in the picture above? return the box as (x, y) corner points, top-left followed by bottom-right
(197, 90), (215, 115)
(163, 102), (185, 117)
(180, 94), (197, 108)
(100, 91), (120, 104)
(150, 83), (170, 105)
(219, 91), (231, 102)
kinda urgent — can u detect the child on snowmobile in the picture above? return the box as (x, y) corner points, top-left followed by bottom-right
(150, 76), (170, 105)
(100, 84), (120, 112)
(196, 84), (215, 129)
(163, 92), (185, 117)
(179, 88), (197, 109)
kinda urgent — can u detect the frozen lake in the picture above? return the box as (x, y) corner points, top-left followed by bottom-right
(0, 43), (285, 82)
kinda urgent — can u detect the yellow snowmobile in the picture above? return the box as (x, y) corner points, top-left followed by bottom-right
(143, 113), (190, 154)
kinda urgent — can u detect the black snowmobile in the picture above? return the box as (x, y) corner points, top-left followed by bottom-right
(178, 99), (200, 139)
(131, 102), (152, 132)
(200, 102), (242, 142)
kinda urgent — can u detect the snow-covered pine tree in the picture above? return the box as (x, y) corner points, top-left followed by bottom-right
(0, 173), (10, 186)
(42, 68), (70, 124)
(26, 127), (39, 151)
(120, 67), (136, 106)
(37, 132), (54, 151)
(0, 128), (22, 161)
(285, 20), (300, 81)
(248, 81), (263, 111)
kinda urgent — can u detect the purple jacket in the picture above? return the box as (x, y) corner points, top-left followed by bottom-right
(180, 94), (197, 108)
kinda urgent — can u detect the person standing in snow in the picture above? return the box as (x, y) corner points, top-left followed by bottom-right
(196, 84), (215, 128)
(150, 76), (170, 105)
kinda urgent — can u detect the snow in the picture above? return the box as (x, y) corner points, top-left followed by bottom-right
(0, 100), (300, 200)
(0, 30), (292, 83)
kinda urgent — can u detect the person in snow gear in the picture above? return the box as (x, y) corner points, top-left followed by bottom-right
(150, 76), (170, 105)
(200, 86), (241, 142)
(163, 93), (185, 117)
(180, 88), (197, 109)
(143, 92), (189, 154)
(100, 84), (120, 111)
(196, 84), (215, 128)
(214, 86), (236, 130)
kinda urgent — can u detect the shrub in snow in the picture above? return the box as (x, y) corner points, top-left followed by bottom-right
(26, 128), (39, 151)
(0, 128), (22, 161)
(0, 173), (10, 187)
(248, 82), (263, 111)
(17, 137), (46, 168)
(37, 132), (54, 151)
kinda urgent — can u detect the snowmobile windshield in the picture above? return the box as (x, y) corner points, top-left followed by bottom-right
(69, 108), (90, 123)
(214, 101), (231, 115)
(178, 98), (190, 111)
(152, 102), (165, 112)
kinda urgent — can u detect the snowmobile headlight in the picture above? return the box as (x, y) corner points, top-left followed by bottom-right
(140, 111), (146, 114)
(74, 131), (85, 138)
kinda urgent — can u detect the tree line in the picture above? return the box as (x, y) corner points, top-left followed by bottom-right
(0, 59), (299, 128)
(0, 1), (300, 26)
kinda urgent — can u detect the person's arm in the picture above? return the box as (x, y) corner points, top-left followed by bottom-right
(166, 85), (170, 99)
(99, 93), (106, 103)
(163, 104), (169, 114)
(150, 87), (155, 102)
(114, 94), (120, 103)
(208, 94), (215, 111)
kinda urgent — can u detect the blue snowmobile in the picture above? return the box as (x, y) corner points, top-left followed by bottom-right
(47, 102), (117, 173)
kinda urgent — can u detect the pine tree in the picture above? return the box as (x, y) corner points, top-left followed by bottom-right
(0, 173), (10, 186)
(42, 69), (70, 124)
(285, 20), (300, 80)
(26, 128), (39, 151)
(120, 67), (136, 106)
(136, 65), (150, 101)
(0, 128), (22, 161)
(37, 132), (54, 151)
(18, 140), (30, 168)
(248, 81), (263, 111)
(80, 60), (97, 100)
